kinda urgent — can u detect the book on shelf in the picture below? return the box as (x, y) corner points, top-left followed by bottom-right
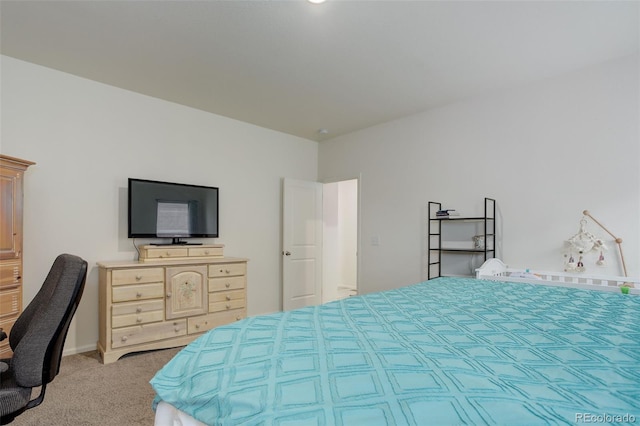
(435, 209), (460, 218)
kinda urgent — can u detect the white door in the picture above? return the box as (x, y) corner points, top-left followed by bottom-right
(282, 178), (323, 311)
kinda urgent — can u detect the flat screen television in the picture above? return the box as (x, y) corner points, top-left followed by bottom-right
(128, 178), (219, 244)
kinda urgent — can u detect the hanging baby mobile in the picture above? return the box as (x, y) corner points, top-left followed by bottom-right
(563, 210), (627, 277)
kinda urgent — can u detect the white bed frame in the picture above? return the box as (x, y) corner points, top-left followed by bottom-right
(476, 258), (640, 295)
(155, 401), (206, 426)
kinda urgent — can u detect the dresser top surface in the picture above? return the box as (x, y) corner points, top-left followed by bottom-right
(97, 256), (248, 269)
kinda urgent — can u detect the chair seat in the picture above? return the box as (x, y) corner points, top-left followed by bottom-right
(0, 368), (32, 421)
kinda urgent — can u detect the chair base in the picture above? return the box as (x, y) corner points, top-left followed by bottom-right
(1, 408), (25, 425)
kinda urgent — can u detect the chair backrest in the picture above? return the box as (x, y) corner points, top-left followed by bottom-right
(9, 254), (87, 388)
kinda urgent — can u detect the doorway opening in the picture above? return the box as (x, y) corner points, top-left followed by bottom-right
(322, 178), (359, 303)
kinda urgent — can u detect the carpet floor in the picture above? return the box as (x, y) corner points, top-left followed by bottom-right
(10, 347), (182, 426)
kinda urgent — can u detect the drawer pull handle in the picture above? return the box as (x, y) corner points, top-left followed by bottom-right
(225, 269), (231, 274)
(226, 295), (231, 301)
(226, 304), (231, 309)
(122, 336), (128, 342)
(136, 292), (142, 298)
(136, 317), (142, 323)
(166, 292), (172, 298)
(136, 307), (142, 313)
(135, 275), (142, 281)
(195, 324), (200, 329)
(235, 316), (241, 321)
(174, 327), (180, 332)
(225, 283), (230, 288)
(204, 250), (210, 255)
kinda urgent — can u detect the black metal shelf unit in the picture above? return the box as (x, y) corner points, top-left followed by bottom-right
(427, 197), (496, 279)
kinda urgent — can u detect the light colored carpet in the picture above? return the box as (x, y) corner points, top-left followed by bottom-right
(10, 347), (182, 426)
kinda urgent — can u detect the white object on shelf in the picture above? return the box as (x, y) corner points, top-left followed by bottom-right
(442, 241), (475, 250)
(476, 258), (639, 295)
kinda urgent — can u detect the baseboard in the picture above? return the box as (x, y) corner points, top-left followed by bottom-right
(337, 285), (357, 290)
(63, 343), (98, 357)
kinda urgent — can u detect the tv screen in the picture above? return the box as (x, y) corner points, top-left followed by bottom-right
(128, 178), (219, 240)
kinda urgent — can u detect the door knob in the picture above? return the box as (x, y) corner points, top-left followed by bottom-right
(284, 251), (291, 256)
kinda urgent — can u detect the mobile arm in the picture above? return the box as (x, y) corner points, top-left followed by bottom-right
(583, 210), (627, 278)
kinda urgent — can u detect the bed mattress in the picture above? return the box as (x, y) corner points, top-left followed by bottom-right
(151, 277), (640, 425)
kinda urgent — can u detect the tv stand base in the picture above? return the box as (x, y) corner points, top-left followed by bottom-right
(137, 244), (224, 262)
(150, 242), (203, 246)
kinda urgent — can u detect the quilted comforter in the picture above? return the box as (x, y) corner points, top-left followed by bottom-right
(151, 277), (640, 425)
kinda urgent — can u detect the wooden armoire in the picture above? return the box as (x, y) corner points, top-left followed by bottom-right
(0, 155), (34, 357)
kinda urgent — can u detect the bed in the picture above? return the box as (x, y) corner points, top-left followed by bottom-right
(150, 274), (640, 425)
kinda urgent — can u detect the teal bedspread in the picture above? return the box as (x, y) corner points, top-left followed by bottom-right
(150, 277), (640, 425)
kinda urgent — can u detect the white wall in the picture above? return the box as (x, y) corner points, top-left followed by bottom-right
(2, 53), (638, 354)
(1, 56), (318, 354)
(319, 55), (640, 294)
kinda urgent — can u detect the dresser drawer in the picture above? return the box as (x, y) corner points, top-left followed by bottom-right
(111, 299), (165, 328)
(112, 282), (164, 303)
(0, 263), (21, 289)
(0, 287), (20, 318)
(142, 248), (189, 260)
(111, 319), (187, 349)
(209, 299), (245, 313)
(112, 268), (164, 286)
(112, 310), (164, 328)
(209, 263), (246, 278)
(187, 309), (246, 334)
(208, 289), (244, 303)
(188, 246), (223, 257)
(208, 276), (245, 292)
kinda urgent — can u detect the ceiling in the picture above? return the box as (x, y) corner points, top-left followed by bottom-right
(1, 0), (638, 141)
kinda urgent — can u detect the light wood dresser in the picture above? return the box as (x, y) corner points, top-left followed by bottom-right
(97, 244), (247, 364)
(0, 155), (34, 357)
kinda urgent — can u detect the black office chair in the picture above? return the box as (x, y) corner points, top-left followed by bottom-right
(0, 254), (87, 424)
